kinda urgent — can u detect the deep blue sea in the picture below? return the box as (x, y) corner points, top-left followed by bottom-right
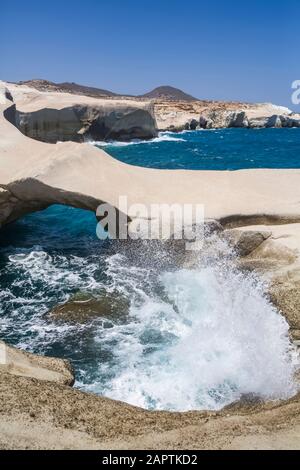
(1, 129), (299, 411)
(96, 128), (300, 170)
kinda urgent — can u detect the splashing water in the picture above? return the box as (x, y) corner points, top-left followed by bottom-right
(87, 252), (298, 411)
(0, 205), (298, 411)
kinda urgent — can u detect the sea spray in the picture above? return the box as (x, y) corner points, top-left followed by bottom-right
(93, 243), (298, 411)
(0, 206), (298, 411)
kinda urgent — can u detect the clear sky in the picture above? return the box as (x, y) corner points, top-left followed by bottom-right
(1, 0), (299, 109)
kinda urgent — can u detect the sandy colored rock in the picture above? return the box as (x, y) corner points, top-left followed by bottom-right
(199, 103), (295, 131)
(0, 371), (299, 450)
(0, 341), (74, 386)
(154, 98), (295, 131)
(5, 82), (157, 143)
(270, 276), (300, 332)
(292, 330), (300, 341)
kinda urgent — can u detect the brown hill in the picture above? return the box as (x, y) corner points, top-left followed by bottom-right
(139, 85), (198, 101)
(18, 79), (117, 98)
(18, 80), (199, 101)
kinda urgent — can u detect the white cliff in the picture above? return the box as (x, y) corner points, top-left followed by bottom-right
(1, 83), (300, 230)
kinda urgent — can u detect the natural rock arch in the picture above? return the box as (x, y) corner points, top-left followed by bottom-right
(1, 83), (300, 232)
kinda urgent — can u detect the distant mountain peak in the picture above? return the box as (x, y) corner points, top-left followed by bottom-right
(139, 85), (198, 101)
(17, 80), (199, 102)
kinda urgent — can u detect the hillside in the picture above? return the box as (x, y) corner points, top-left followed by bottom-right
(139, 85), (198, 101)
(17, 80), (199, 101)
(18, 79), (117, 98)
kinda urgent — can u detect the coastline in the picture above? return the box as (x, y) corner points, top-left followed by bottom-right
(1, 85), (300, 228)
(1, 359), (299, 450)
(0, 82), (300, 449)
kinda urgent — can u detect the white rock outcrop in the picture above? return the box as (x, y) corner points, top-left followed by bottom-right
(1, 84), (300, 231)
(3, 82), (158, 143)
(201, 104), (299, 130)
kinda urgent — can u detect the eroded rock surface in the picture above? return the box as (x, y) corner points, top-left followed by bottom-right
(0, 341), (74, 386)
(2, 81), (300, 139)
(15, 105), (157, 143)
(3, 81), (157, 143)
(0, 370), (299, 450)
(154, 98), (299, 132)
(2, 83), (300, 230)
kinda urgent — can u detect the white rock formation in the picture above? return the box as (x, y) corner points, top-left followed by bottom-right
(202, 103), (298, 129)
(1, 84), (300, 231)
(2, 81), (158, 143)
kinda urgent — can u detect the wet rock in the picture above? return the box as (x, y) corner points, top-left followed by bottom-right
(189, 119), (198, 130)
(0, 340), (74, 386)
(267, 115), (282, 128)
(199, 115), (208, 129)
(224, 229), (272, 257)
(48, 291), (130, 323)
(204, 220), (224, 235)
(223, 393), (265, 413)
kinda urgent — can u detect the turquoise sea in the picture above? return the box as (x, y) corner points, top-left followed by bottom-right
(96, 128), (300, 170)
(0, 129), (299, 411)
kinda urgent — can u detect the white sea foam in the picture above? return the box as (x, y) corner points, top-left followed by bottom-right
(2, 238), (299, 412)
(79, 249), (299, 411)
(1, 245), (106, 352)
(88, 132), (186, 147)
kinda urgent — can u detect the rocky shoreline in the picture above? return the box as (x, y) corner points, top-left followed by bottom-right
(1, 364), (299, 450)
(154, 100), (300, 132)
(0, 82), (300, 449)
(1, 223), (300, 450)
(1, 83), (300, 229)
(2, 81), (300, 144)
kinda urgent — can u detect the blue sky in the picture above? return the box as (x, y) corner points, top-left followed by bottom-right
(1, 0), (299, 108)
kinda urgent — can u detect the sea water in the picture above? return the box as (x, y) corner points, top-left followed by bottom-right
(0, 129), (299, 411)
(94, 128), (300, 170)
